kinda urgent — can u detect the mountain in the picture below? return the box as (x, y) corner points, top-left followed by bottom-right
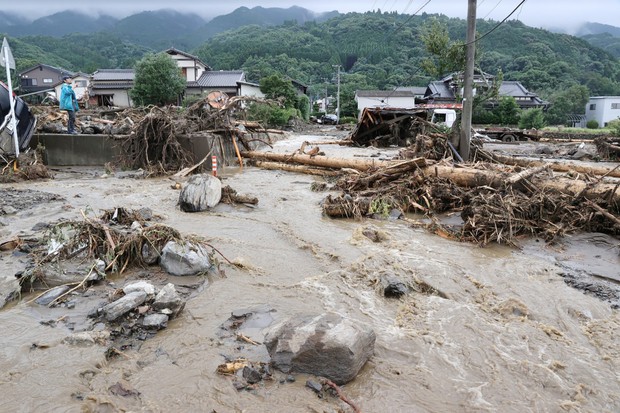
(576, 22), (620, 37)
(109, 9), (206, 50)
(182, 6), (340, 49)
(0, 11), (29, 31)
(4, 11), (117, 37)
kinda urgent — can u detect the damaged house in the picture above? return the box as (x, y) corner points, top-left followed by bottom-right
(424, 71), (549, 110)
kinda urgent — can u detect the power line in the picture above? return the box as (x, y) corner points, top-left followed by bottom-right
(466, 0), (527, 45)
(482, 0), (504, 20)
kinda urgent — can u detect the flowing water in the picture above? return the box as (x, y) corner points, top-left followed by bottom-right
(1, 130), (619, 412)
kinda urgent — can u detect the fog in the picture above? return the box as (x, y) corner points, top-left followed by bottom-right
(3, 0), (619, 32)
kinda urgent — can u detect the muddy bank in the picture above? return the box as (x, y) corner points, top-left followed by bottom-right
(0, 129), (619, 412)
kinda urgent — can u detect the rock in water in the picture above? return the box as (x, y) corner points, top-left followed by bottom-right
(159, 241), (214, 276)
(179, 174), (222, 212)
(265, 313), (376, 384)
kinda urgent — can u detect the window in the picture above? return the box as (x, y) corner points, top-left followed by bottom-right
(589, 104), (596, 111)
(612, 103), (620, 110)
(31, 79), (37, 86)
(43, 78), (53, 83)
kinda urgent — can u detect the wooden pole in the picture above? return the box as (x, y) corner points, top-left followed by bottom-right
(460, 0), (477, 162)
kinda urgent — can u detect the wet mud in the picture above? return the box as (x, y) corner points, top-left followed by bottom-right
(0, 129), (619, 412)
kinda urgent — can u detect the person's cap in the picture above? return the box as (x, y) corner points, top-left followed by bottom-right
(62, 76), (72, 81)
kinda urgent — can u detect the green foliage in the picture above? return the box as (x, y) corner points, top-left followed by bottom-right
(586, 119), (599, 129)
(339, 116), (358, 124)
(247, 103), (297, 127)
(296, 94), (310, 120)
(420, 19), (467, 79)
(259, 74), (298, 108)
(519, 108), (546, 129)
(608, 119), (620, 136)
(130, 53), (186, 106)
(494, 96), (521, 125)
(544, 84), (590, 125)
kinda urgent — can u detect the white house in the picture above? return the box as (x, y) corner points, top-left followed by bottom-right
(355, 90), (416, 119)
(53, 72), (89, 102)
(585, 96), (620, 127)
(164, 48), (210, 82)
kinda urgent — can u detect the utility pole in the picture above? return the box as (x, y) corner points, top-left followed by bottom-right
(332, 64), (341, 124)
(460, 0), (477, 162)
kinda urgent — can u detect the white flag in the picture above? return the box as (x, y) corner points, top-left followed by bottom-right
(1, 37), (16, 70)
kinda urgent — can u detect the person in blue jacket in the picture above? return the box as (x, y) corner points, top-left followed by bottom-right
(59, 76), (79, 134)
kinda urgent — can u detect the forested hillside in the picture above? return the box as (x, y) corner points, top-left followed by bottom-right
(194, 12), (620, 118)
(3, 10), (620, 122)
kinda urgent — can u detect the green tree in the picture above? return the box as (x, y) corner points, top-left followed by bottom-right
(494, 96), (521, 125)
(544, 84), (590, 125)
(259, 73), (298, 108)
(130, 53), (186, 106)
(420, 19), (466, 79)
(519, 108), (546, 129)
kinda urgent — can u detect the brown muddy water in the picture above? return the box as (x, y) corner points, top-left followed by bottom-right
(1, 130), (619, 413)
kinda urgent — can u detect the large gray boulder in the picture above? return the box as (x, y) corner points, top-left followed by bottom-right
(159, 241), (213, 276)
(264, 313), (376, 384)
(179, 174), (222, 212)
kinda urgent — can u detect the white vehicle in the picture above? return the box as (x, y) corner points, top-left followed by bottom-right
(431, 109), (457, 128)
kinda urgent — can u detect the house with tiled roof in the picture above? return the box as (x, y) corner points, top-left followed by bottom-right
(424, 71), (549, 110)
(164, 48), (210, 82)
(89, 69), (135, 107)
(187, 70), (246, 97)
(18, 64), (74, 102)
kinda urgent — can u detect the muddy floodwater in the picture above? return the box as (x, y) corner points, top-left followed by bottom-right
(1, 130), (619, 412)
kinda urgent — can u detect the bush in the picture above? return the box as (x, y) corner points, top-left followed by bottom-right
(247, 103), (297, 127)
(586, 119), (599, 129)
(339, 116), (358, 124)
(518, 108), (546, 129)
(608, 119), (620, 136)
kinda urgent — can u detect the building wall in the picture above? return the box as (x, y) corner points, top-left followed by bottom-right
(239, 84), (264, 98)
(356, 95), (415, 118)
(586, 97), (620, 127)
(20, 66), (63, 91)
(168, 54), (207, 82)
(53, 75), (89, 101)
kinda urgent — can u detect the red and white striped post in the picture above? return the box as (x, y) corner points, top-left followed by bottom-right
(211, 155), (217, 177)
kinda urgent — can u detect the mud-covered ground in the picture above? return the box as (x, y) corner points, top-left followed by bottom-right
(1, 128), (619, 413)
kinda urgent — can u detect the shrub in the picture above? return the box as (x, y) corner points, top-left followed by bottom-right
(339, 116), (358, 124)
(586, 119), (599, 129)
(518, 108), (546, 129)
(608, 119), (620, 136)
(247, 103), (296, 127)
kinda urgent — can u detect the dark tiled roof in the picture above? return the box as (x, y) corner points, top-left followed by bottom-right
(395, 86), (428, 95)
(19, 63), (74, 77)
(190, 71), (245, 88)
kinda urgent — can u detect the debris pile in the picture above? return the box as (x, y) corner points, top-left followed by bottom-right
(243, 134), (620, 246)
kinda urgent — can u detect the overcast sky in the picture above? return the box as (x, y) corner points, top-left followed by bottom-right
(4, 0), (619, 31)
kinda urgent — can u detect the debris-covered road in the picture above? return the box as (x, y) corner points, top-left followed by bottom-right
(1, 127), (619, 412)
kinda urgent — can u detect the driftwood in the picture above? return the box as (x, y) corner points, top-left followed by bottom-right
(478, 150), (620, 179)
(241, 150), (426, 172)
(430, 164), (620, 205)
(251, 161), (342, 177)
(506, 165), (549, 185)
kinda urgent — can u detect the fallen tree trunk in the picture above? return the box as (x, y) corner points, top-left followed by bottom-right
(252, 161), (342, 177)
(431, 164), (620, 206)
(241, 151), (426, 172)
(482, 151), (620, 178)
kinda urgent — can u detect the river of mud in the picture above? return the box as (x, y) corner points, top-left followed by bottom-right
(1, 129), (619, 412)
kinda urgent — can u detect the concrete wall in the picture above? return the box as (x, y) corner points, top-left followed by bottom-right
(32, 134), (125, 166)
(31, 131), (270, 169)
